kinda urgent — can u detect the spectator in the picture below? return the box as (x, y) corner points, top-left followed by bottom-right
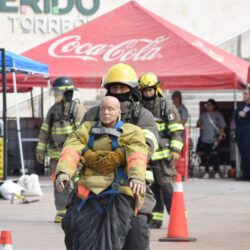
(171, 90), (189, 125)
(197, 99), (226, 179)
(234, 88), (250, 180)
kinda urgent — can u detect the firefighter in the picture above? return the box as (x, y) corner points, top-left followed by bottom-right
(36, 77), (84, 223)
(139, 72), (184, 229)
(56, 96), (148, 250)
(67, 63), (158, 250)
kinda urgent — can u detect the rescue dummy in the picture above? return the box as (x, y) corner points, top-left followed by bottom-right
(139, 72), (184, 228)
(56, 96), (148, 250)
(82, 63), (158, 250)
(36, 77), (84, 223)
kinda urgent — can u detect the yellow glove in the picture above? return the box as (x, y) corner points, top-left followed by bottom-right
(84, 148), (124, 175)
(36, 152), (45, 164)
(169, 151), (180, 166)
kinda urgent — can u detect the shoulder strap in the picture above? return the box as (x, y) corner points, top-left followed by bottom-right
(88, 120), (124, 150)
(68, 99), (80, 127)
(48, 105), (56, 132)
(207, 113), (220, 133)
(131, 101), (142, 125)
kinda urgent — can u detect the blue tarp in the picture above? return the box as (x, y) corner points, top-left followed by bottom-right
(0, 49), (49, 75)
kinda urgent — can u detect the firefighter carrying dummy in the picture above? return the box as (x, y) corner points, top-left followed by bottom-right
(139, 72), (184, 228)
(36, 77), (84, 223)
(56, 96), (148, 250)
(81, 63), (158, 250)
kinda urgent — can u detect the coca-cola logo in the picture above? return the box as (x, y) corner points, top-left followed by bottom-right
(48, 35), (170, 62)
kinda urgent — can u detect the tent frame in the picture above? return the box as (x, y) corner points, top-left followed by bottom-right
(0, 48), (50, 179)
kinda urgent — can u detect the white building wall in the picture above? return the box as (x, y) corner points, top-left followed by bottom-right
(1, 0), (250, 53)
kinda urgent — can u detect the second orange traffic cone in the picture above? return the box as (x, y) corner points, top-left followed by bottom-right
(0, 230), (13, 250)
(159, 174), (196, 242)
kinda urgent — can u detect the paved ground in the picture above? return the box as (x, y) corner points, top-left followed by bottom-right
(1, 176), (250, 250)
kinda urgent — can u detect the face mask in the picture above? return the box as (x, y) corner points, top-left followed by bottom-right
(54, 93), (63, 103)
(64, 90), (74, 102)
(106, 90), (133, 102)
(142, 95), (156, 101)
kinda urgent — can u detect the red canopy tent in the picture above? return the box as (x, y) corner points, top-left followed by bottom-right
(19, 1), (250, 90)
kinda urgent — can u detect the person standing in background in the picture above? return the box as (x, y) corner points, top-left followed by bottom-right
(234, 88), (250, 180)
(171, 90), (189, 125)
(197, 99), (226, 179)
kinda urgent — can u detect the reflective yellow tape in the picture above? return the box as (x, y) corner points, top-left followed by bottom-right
(168, 123), (184, 132)
(152, 148), (170, 161)
(156, 122), (166, 132)
(48, 149), (61, 159)
(170, 140), (184, 151)
(142, 129), (158, 152)
(152, 212), (164, 221)
(41, 123), (49, 132)
(146, 170), (154, 183)
(56, 85), (74, 90)
(52, 125), (75, 135)
(37, 142), (47, 151)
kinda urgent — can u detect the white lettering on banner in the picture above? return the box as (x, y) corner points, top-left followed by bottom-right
(192, 40), (224, 63)
(48, 35), (170, 62)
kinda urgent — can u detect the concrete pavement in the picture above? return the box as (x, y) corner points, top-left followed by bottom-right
(1, 177), (250, 250)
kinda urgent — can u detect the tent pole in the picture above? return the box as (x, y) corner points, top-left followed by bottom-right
(41, 87), (44, 119)
(12, 70), (26, 176)
(1, 48), (8, 180)
(47, 78), (52, 107)
(30, 89), (34, 118)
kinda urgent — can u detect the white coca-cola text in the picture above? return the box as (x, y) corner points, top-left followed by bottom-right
(48, 35), (170, 62)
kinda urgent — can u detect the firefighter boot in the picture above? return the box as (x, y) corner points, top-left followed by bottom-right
(150, 212), (163, 229)
(54, 209), (67, 223)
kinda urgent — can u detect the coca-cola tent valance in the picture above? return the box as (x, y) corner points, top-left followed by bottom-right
(20, 1), (250, 90)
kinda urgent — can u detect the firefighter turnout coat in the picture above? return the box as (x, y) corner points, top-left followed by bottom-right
(36, 100), (84, 161)
(56, 121), (148, 199)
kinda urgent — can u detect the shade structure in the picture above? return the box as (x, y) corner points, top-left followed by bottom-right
(0, 50), (49, 92)
(21, 1), (250, 90)
(0, 49), (49, 178)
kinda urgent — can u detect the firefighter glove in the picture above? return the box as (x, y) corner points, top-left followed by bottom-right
(36, 152), (45, 164)
(56, 173), (70, 192)
(84, 148), (124, 175)
(169, 151), (180, 165)
(129, 178), (146, 195)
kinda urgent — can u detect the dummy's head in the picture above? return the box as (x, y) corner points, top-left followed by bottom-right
(99, 96), (121, 127)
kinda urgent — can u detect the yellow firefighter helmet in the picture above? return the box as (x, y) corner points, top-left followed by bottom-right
(139, 72), (163, 97)
(102, 63), (138, 89)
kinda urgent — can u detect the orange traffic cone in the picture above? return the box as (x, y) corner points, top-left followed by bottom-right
(0, 231), (13, 250)
(159, 174), (196, 242)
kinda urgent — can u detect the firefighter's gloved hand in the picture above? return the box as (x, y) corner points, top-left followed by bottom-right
(84, 148), (124, 174)
(36, 152), (45, 164)
(56, 173), (70, 192)
(129, 178), (146, 195)
(169, 151), (180, 165)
